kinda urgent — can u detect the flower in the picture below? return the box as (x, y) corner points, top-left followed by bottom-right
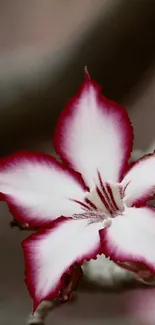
(0, 71), (155, 310)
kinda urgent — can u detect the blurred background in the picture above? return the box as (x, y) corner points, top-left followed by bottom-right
(0, 0), (155, 324)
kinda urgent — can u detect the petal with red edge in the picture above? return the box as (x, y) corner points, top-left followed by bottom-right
(54, 74), (133, 187)
(100, 206), (155, 273)
(0, 151), (86, 226)
(22, 217), (103, 310)
(122, 153), (155, 207)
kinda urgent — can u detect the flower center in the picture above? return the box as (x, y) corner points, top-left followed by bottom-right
(87, 182), (124, 216)
(73, 172), (125, 226)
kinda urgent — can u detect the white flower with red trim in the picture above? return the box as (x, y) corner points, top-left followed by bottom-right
(0, 71), (155, 310)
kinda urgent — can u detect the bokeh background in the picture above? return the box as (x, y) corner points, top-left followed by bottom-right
(0, 0), (155, 324)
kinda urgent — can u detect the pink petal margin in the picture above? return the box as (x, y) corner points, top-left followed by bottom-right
(22, 217), (103, 311)
(0, 150), (87, 226)
(22, 217), (67, 312)
(54, 71), (133, 185)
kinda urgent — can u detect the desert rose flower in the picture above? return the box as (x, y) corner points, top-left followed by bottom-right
(0, 72), (155, 310)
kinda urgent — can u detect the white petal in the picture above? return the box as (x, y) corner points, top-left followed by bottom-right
(122, 153), (155, 206)
(100, 206), (155, 273)
(54, 76), (133, 188)
(22, 218), (103, 309)
(0, 151), (86, 226)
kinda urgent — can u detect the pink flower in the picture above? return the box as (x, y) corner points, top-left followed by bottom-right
(0, 72), (155, 310)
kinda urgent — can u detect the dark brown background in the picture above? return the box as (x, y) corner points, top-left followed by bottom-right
(0, 0), (155, 324)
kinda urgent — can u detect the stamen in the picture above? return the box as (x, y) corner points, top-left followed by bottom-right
(71, 199), (91, 211)
(85, 198), (97, 210)
(105, 183), (118, 212)
(106, 183), (124, 213)
(97, 171), (113, 212)
(96, 186), (112, 214)
(72, 210), (110, 224)
(97, 171), (116, 213)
